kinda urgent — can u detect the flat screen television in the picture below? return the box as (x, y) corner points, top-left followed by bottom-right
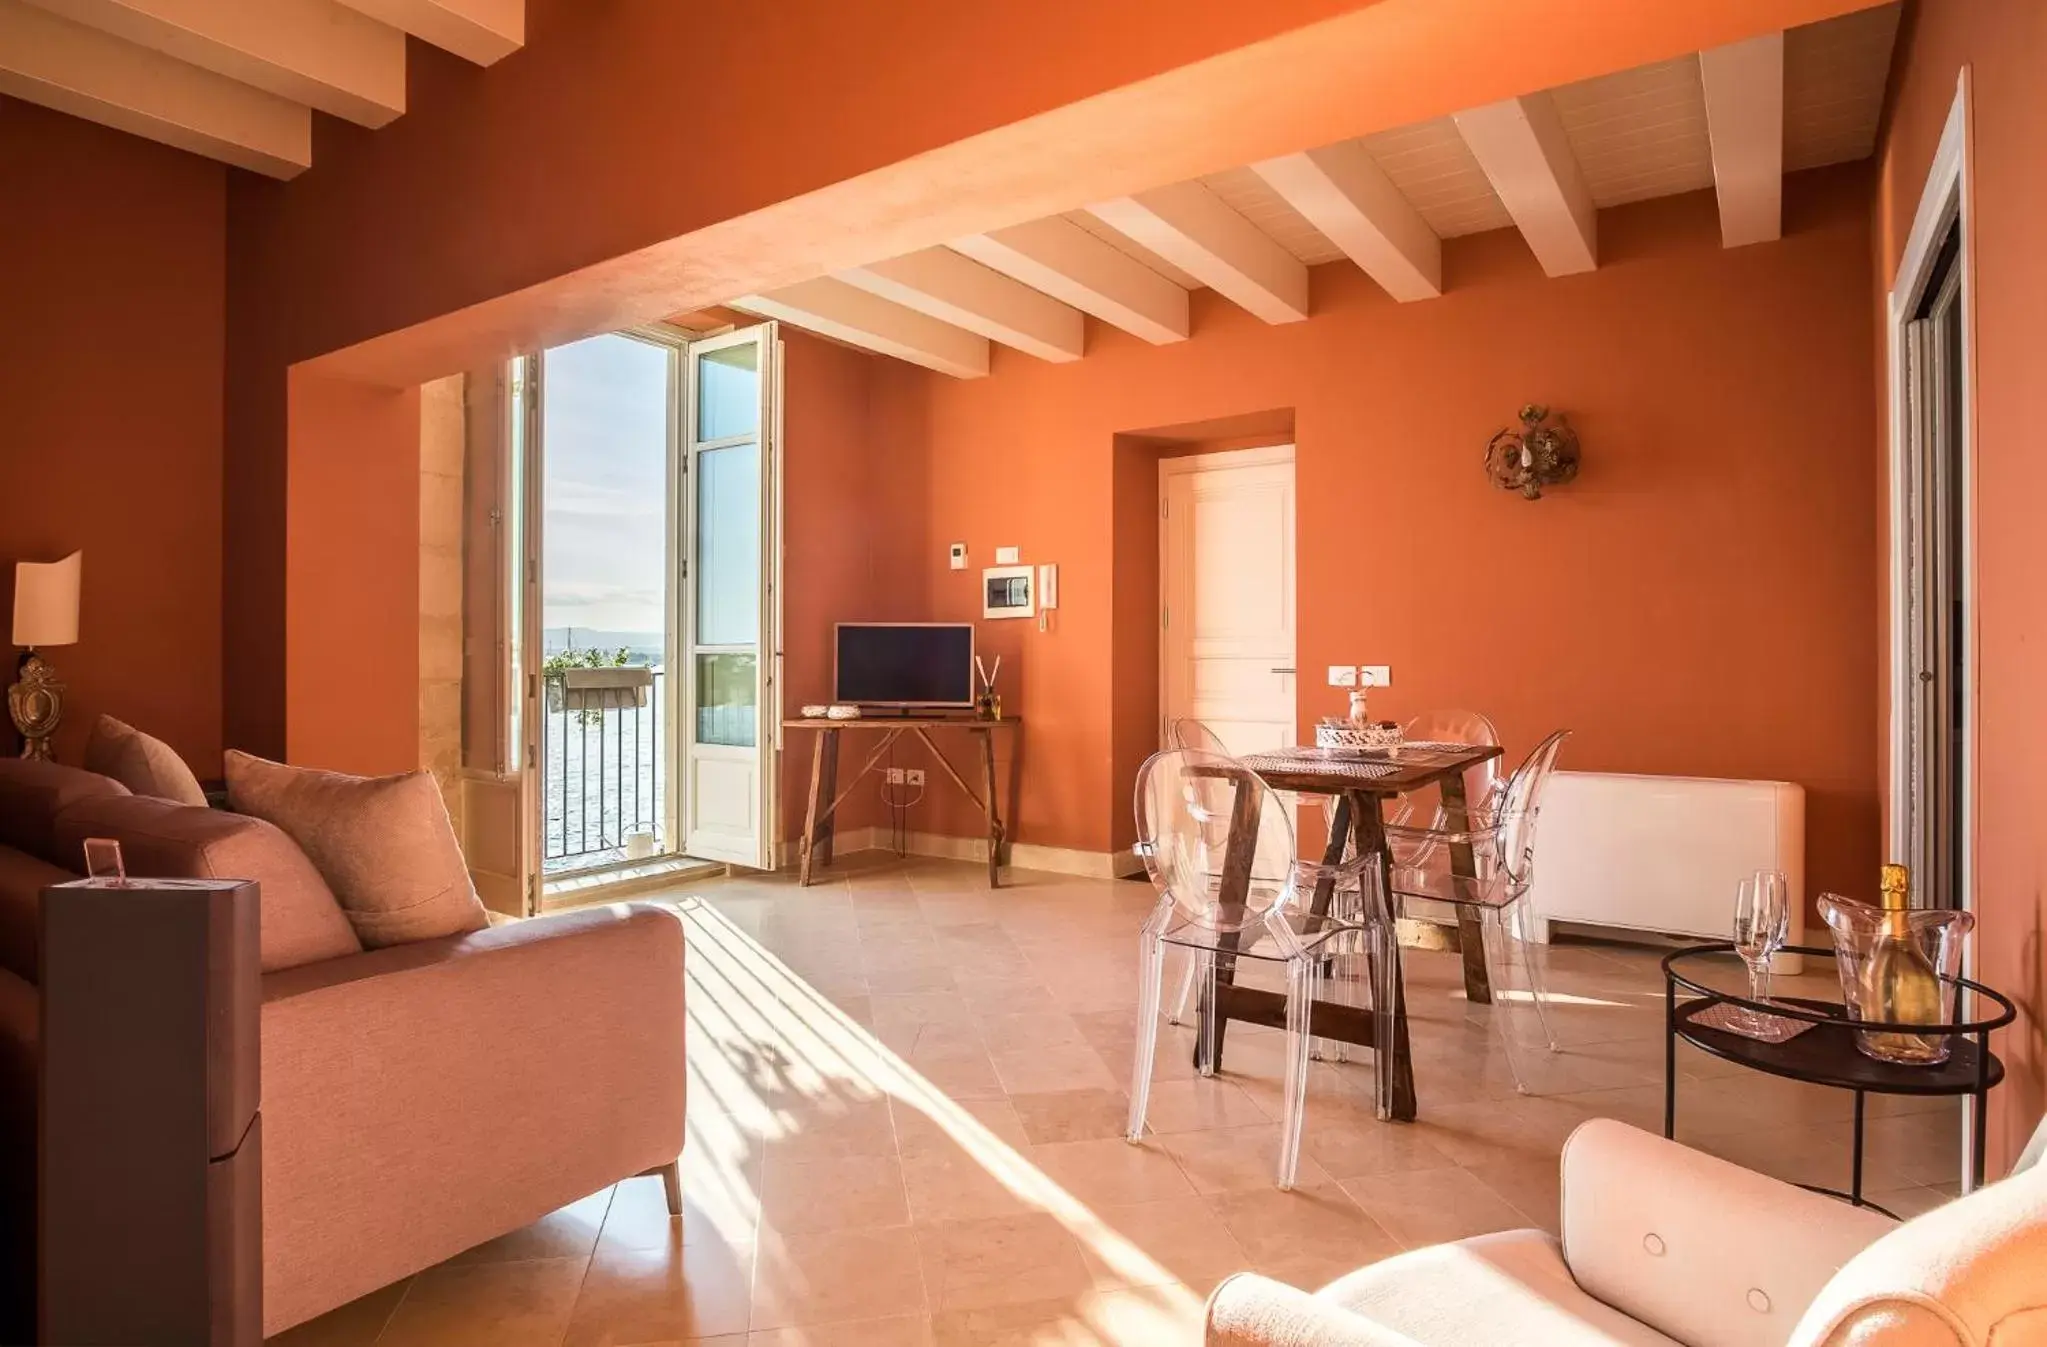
(834, 623), (975, 709)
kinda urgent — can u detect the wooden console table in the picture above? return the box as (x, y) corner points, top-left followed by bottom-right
(784, 717), (1020, 888)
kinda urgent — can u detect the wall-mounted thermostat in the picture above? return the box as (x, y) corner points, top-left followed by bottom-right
(948, 542), (968, 570)
(982, 565), (1035, 619)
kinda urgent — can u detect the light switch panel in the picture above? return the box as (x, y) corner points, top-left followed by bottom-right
(995, 546), (1020, 565)
(1327, 666), (1358, 688)
(1359, 665), (1391, 687)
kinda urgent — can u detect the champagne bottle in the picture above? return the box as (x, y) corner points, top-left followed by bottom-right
(1860, 863), (1945, 1063)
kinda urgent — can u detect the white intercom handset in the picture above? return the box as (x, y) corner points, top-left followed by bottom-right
(1036, 564), (1058, 631)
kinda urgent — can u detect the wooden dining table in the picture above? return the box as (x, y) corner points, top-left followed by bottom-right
(1195, 741), (1503, 1122)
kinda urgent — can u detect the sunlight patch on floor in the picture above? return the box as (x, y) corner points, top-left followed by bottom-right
(679, 895), (1205, 1323)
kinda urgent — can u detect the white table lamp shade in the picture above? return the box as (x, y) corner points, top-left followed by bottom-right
(13, 551), (81, 648)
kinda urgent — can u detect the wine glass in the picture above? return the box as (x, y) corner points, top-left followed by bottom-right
(1732, 869), (1791, 1027)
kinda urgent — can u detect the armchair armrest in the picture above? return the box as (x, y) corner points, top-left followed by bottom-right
(1559, 1119), (1895, 1347)
(1207, 1273), (1425, 1347)
(257, 902), (687, 1334)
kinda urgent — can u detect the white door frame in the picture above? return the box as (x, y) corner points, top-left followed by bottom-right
(1886, 71), (1975, 889)
(1884, 69), (1979, 1186)
(1156, 442), (1298, 748)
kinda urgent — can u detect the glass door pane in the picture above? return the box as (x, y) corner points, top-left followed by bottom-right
(681, 323), (779, 868)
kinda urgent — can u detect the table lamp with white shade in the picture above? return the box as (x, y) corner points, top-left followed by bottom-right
(10, 551), (81, 760)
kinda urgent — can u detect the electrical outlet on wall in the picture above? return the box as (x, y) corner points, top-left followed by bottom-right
(1328, 666), (1358, 688)
(906, 769), (925, 787)
(1359, 665), (1391, 687)
(886, 768), (906, 784)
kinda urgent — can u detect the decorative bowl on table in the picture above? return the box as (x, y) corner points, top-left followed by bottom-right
(1314, 720), (1403, 753)
(824, 704), (863, 721)
(800, 704), (830, 719)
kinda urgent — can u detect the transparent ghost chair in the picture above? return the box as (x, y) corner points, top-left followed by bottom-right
(1166, 717), (1232, 756)
(1127, 748), (1395, 1188)
(1387, 708), (1504, 844)
(1382, 730), (1571, 1092)
(1387, 709), (1505, 967)
(1161, 718), (1231, 1027)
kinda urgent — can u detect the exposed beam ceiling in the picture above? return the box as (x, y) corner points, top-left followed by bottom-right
(837, 247), (1085, 363)
(1, 0), (520, 175)
(0, 0), (311, 176)
(1251, 142), (1442, 301)
(951, 218), (1190, 345)
(1700, 32), (1786, 247)
(1453, 93), (1598, 276)
(732, 278), (990, 379)
(332, 0), (520, 66)
(21, 0), (405, 127)
(1088, 183), (1310, 323)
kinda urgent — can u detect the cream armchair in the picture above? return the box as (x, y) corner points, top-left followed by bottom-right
(1206, 1118), (2047, 1347)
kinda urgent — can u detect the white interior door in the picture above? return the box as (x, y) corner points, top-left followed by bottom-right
(680, 323), (782, 868)
(1159, 445), (1297, 756)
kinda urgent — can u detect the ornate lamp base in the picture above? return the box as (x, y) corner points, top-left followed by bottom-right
(8, 651), (65, 760)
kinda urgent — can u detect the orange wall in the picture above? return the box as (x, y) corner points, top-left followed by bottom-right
(0, 97), (225, 774)
(870, 170), (1881, 904)
(777, 332), (928, 842)
(1874, 0), (2047, 1173)
(284, 370), (421, 773)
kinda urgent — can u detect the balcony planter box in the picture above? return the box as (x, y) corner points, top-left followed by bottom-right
(550, 665), (654, 713)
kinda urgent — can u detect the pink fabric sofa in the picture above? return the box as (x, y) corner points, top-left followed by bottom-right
(0, 757), (687, 1337)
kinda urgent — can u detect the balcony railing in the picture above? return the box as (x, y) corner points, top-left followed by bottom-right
(541, 667), (665, 874)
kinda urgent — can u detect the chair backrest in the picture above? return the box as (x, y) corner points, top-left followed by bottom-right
(1496, 729), (1570, 883)
(1133, 748), (1296, 934)
(1165, 717), (1231, 756)
(1400, 708), (1504, 823)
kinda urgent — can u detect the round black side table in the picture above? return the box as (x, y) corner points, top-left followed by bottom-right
(1662, 942), (2014, 1216)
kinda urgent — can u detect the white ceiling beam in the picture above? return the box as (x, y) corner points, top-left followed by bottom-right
(1453, 93), (1597, 277)
(22, 0), (406, 128)
(1251, 142), (1441, 301)
(1087, 182), (1309, 323)
(0, 0), (311, 178)
(732, 277), (989, 379)
(1699, 32), (1785, 248)
(331, 0), (519, 65)
(951, 217), (1189, 345)
(838, 246), (1084, 363)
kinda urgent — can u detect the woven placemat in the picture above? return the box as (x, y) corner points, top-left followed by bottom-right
(1241, 751), (1400, 780)
(1692, 1000), (1818, 1043)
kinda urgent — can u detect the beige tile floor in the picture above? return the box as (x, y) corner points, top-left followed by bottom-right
(272, 855), (1965, 1347)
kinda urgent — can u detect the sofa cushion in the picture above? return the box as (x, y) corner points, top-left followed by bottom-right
(1789, 1162), (2047, 1347)
(225, 752), (487, 949)
(53, 794), (362, 973)
(1321, 1229), (1681, 1347)
(83, 714), (207, 807)
(0, 845), (76, 982)
(0, 758), (127, 867)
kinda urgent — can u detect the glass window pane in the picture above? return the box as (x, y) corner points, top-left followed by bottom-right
(697, 343), (759, 441)
(696, 652), (756, 747)
(695, 441), (759, 646)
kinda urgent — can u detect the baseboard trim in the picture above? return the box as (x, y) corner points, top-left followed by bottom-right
(778, 827), (1140, 881)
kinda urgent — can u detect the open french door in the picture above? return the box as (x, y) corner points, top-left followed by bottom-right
(677, 323), (782, 869)
(505, 322), (782, 892)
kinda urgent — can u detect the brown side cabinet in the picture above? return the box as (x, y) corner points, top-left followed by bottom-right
(40, 878), (261, 1345)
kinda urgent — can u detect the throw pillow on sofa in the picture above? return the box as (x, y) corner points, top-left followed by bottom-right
(224, 752), (489, 948)
(52, 793), (363, 972)
(83, 714), (208, 807)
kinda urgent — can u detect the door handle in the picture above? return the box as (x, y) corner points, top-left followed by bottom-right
(1270, 667), (1296, 675)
